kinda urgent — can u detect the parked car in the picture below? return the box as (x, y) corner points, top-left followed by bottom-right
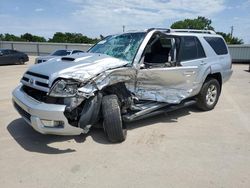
(12, 28), (232, 143)
(35, 49), (84, 64)
(0, 49), (29, 65)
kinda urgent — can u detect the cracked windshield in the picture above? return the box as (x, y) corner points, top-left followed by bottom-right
(89, 32), (145, 63)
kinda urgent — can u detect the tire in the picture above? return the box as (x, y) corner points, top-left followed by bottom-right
(196, 78), (221, 111)
(18, 58), (25, 65)
(102, 95), (127, 143)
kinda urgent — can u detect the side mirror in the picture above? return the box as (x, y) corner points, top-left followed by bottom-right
(140, 63), (145, 69)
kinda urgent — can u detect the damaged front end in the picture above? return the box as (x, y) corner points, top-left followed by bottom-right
(60, 67), (136, 131)
(15, 61), (136, 135)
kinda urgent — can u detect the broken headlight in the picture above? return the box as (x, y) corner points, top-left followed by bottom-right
(49, 79), (79, 97)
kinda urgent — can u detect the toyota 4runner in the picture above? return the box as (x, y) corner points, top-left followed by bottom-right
(12, 28), (233, 143)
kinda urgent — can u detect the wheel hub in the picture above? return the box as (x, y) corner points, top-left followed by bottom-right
(206, 84), (217, 106)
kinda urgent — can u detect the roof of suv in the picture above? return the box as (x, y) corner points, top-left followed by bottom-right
(122, 28), (223, 38)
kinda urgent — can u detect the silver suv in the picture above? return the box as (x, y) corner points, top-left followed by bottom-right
(12, 29), (232, 142)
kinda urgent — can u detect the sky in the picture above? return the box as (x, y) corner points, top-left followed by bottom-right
(0, 0), (250, 43)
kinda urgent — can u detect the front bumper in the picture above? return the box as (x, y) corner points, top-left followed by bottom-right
(12, 85), (83, 135)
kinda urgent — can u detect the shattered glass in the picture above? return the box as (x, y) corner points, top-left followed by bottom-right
(88, 32), (145, 64)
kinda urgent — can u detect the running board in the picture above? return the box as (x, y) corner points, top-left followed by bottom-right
(123, 100), (196, 122)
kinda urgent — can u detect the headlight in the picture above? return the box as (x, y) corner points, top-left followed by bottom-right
(49, 80), (79, 97)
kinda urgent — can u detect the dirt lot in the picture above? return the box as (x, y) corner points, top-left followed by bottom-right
(0, 56), (250, 188)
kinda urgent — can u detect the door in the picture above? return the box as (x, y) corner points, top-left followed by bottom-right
(136, 66), (198, 104)
(135, 35), (202, 104)
(179, 36), (208, 87)
(7, 50), (19, 64)
(0, 50), (10, 64)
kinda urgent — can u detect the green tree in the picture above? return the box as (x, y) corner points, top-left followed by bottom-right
(171, 16), (214, 30)
(0, 33), (46, 42)
(20, 33), (44, 42)
(1, 33), (23, 41)
(20, 33), (46, 42)
(48, 32), (99, 44)
(170, 16), (243, 44)
(216, 32), (243, 44)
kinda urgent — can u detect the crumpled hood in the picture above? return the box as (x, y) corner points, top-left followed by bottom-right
(28, 53), (129, 83)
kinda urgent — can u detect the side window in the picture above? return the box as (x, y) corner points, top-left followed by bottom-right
(180, 36), (206, 61)
(8, 50), (18, 54)
(1, 50), (8, 55)
(4, 50), (10, 55)
(9, 50), (15, 54)
(204, 37), (228, 55)
(195, 38), (206, 58)
(72, 50), (83, 54)
(142, 34), (181, 68)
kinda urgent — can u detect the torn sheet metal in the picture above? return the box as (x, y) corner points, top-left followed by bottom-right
(135, 86), (193, 104)
(93, 67), (136, 90)
(77, 67), (136, 98)
(134, 66), (201, 104)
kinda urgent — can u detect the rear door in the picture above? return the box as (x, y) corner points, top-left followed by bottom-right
(8, 50), (19, 64)
(177, 36), (208, 90)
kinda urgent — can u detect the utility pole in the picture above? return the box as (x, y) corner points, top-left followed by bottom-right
(230, 26), (234, 37)
(122, 25), (125, 33)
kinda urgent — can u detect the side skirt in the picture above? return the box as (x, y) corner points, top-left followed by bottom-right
(123, 99), (196, 122)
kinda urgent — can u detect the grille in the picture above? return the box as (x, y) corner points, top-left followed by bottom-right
(22, 85), (64, 104)
(22, 85), (47, 101)
(13, 101), (31, 122)
(21, 71), (50, 92)
(26, 71), (49, 79)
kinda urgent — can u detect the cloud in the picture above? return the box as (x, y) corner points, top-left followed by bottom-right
(0, 0), (232, 40)
(69, 0), (225, 34)
(35, 8), (44, 12)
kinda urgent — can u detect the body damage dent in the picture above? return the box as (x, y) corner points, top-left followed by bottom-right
(77, 67), (136, 98)
(77, 66), (201, 104)
(135, 85), (198, 104)
(134, 67), (201, 104)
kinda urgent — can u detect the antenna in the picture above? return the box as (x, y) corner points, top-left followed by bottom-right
(230, 26), (234, 37)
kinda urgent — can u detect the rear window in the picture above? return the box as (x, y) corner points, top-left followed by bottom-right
(204, 37), (228, 55)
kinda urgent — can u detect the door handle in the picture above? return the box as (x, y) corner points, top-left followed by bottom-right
(200, 61), (207, 65)
(183, 71), (196, 76)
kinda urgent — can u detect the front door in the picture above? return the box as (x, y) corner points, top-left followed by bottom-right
(135, 34), (200, 104)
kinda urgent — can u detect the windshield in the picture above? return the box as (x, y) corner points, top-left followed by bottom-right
(88, 32), (145, 63)
(52, 50), (71, 56)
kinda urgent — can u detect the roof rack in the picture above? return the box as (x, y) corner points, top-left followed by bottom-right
(147, 28), (170, 33)
(170, 29), (216, 34)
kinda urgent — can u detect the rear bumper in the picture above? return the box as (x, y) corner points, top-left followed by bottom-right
(222, 69), (233, 83)
(12, 85), (83, 135)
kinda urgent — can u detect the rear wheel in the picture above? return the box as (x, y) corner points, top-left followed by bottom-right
(196, 78), (221, 111)
(102, 95), (127, 143)
(18, 58), (25, 65)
